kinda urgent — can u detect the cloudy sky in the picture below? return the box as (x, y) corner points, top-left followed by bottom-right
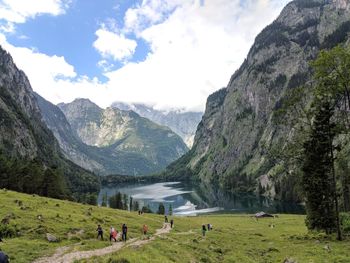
(0, 0), (290, 111)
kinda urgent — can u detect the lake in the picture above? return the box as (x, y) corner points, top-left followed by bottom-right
(98, 181), (304, 216)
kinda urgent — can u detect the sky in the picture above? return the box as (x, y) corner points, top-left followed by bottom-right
(0, 0), (291, 111)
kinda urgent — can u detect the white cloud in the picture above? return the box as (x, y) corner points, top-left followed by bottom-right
(0, 0), (70, 33)
(1, 0), (292, 112)
(0, 34), (110, 107)
(0, 0), (69, 23)
(93, 28), (137, 61)
(97, 0), (291, 111)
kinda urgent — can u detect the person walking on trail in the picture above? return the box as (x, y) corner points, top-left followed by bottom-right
(170, 219), (174, 228)
(207, 223), (212, 231)
(202, 224), (207, 237)
(122, 224), (128, 242)
(165, 215), (168, 223)
(96, 224), (103, 240)
(142, 224), (148, 235)
(0, 251), (9, 263)
(109, 227), (117, 242)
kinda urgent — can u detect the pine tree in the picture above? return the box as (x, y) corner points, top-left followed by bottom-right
(169, 204), (173, 216)
(101, 193), (108, 207)
(129, 196), (133, 211)
(302, 101), (341, 238)
(157, 203), (165, 215)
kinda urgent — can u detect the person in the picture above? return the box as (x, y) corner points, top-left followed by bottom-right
(110, 226), (117, 242)
(202, 224), (207, 237)
(122, 223), (128, 242)
(0, 251), (9, 263)
(164, 215), (168, 223)
(142, 224), (148, 235)
(96, 224), (103, 240)
(207, 223), (212, 231)
(170, 219), (174, 228)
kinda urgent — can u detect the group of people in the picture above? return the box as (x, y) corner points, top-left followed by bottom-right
(96, 223), (128, 242)
(202, 223), (213, 236)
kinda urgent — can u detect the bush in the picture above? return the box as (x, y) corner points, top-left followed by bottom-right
(340, 213), (350, 233)
(0, 224), (17, 238)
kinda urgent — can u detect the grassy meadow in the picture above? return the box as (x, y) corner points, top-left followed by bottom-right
(0, 190), (349, 263)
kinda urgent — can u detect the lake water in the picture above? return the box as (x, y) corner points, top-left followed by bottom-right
(98, 181), (304, 216)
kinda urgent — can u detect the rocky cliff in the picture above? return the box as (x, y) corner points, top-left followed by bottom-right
(0, 46), (99, 198)
(164, 0), (350, 199)
(112, 102), (203, 148)
(56, 99), (189, 175)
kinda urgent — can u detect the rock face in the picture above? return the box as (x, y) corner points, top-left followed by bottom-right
(55, 99), (188, 175)
(112, 102), (203, 148)
(0, 45), (99, 196)
(164, 0), (350, 199)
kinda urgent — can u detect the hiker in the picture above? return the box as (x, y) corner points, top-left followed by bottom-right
(143, 224), (148, 235)
(0, 251), (9, 263)
(109, 226), (117, 242)
(165, 215), (168, 223)
(96, 224), (103, 240)
(207, 223), (212, 231)
(170, 219), (174, 228)
(122, 223), (128, 242)
(202, 224), (207, 237)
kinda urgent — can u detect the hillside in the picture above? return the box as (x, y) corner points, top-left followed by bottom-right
(162, 0), (350, 201)
(55, 99), (188, 175)
(112, 102), (203, 148)
(0, 190), (349, 263)
(0, 45), (99, 200)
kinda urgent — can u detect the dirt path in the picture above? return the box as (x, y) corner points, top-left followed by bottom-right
(33, 223), (172, 263)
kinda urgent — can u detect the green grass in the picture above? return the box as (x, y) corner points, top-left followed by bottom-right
(0, 190), (350, 263)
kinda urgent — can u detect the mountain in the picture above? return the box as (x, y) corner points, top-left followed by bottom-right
(163, 0), (350, 200)
(0, 45), (99, 200)
(56, 99), (188, 175)
(112, 102), (203, 147)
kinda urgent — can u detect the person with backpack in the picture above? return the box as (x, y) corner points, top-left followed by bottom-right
(0, 251), (9, 263)
(170, 219), (174, 228)
(202, 224), (207, 237)
(164, 215), (168, 223)
(122, 224), (128, 242)
(96, 224), (103, 240)
(109, 226), (117, 242)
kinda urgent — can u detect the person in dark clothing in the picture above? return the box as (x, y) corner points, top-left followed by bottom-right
(122, 224), (128, 242)
(96, 224), (103, 240)
(164, 216), (168, 223)
(0, 251), (9, 263)
(170, 219), (174, 228)
(202, 224), (207, 237)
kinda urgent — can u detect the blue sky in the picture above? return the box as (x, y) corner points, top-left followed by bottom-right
(0, 0), (290, 111)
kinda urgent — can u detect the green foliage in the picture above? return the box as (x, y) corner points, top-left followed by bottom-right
(322, 21), (350, 49)
(294, 0), (324, 9)
(302, 102), (337, 233)
(252, 22), (290, 55)
(340, 213), (350, 233)
(109, 192), (123, 209)
(287, 72), (309, 90)
(168, 204), (173, 216)
(141, 205), (153, 214)
(157, 203), (165, 215)
(0, 224), (17, 238)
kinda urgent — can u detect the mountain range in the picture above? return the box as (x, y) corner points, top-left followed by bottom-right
(45, 99), (188, 175)
(112, 102), (203, 147)
(163, 0), (350, 201)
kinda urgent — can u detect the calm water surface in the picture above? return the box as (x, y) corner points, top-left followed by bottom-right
(98, 181), (304, 216)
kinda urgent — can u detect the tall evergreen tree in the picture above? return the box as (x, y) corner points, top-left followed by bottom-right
(157, 203), (165, 215)
(302, 102), (337, 234)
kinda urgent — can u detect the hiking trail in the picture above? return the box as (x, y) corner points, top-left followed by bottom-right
(33, 223), (172, 263)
